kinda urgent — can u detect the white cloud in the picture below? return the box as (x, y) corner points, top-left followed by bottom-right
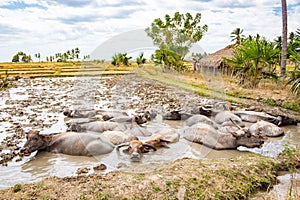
(0, 0), (299, 61)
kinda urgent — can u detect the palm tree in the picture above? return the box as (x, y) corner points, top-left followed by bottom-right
(226, 36), (280, 87)
(136, 52), (147, 66)
(295, 28), (300, 40)
(75, 47), (80, 60)
(280, 0), (288, 76)
(230, 28), (244, 45)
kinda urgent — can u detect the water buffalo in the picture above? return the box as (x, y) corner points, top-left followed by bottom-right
(249, 120), (284, 137)
(101, 130), (138, 145)
(154, 127), (180, 143)
(214, 111), (245, 127)
(233, 110), (281, 124)
(145, 134), (171, 148)
(116, 140), (157, 162)
(184, 114), (219, 129)
(21, 130), (114, 156)
(101, 111), (150, 125)
(162, 110), (193, 120)
(67, 121), (126, 133)
(182, 123), (264, 150)
(199, 102), (231, 116)
(63, 109), (96, 118)
(107, 114), (148, 125)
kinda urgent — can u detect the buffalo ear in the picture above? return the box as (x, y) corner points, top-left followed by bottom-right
(116, 142), (130, 151)
(28, 129), (40, 135)
(160, 138), (171, 143)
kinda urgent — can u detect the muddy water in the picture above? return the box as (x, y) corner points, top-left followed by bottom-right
(0, 76), (299, 194)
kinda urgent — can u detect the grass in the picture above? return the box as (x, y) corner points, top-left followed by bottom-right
(2, 151), (299, 199)
(136, 65), (300, 113)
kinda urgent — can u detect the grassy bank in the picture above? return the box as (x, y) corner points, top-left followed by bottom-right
(136, 65), (300, 114)
(1, 150), (299, 199)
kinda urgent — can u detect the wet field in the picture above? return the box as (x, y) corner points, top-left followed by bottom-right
(0, 75), (299, 197)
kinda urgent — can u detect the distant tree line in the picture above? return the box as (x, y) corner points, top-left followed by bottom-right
(11, 47), (89, 63)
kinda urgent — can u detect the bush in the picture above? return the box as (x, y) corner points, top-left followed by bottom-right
(12, 184), (22, 193)
(287, 69), (300, 95)
(111, 53), (132, 66)
(152, 49), (188, 72)
(136, 52), (147, 66)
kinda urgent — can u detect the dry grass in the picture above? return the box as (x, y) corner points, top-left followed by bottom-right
(0, 62), (136, 77)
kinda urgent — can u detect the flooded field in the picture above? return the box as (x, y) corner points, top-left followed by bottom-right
(0, 75), (299, 196)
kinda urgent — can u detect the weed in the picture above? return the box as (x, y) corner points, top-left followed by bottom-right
(79, 194), (87, 200)
(96, 193), (110, 200)
(282, 100), (300, 112)
(262, 98), (278, 106)
(39, 194), (50, 200)
(166, 180), (172, 187)
(152, 186), (161, 192)
(12, 184), (22, 193)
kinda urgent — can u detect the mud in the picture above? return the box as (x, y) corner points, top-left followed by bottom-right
(0, 74), (299, 191)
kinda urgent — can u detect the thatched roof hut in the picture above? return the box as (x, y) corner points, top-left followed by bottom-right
(196, 44), (235, 74)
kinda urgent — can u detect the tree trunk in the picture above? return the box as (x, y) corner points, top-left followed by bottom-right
(280, 0), (288, 76)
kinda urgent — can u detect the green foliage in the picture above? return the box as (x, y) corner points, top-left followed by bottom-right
(227, 35), (280, 88)
(287, 69), (300, 95)
(145, 12), (208, 60)
(95, 193), (110, 200)
(152, 186), (161, 192)
(12, 51), (32, 63)
(230, 28), (245, 45)
(261, 98), (279, 107)
(280, 144), (300, 172)
(35, 53), (41, 62)
(111, 53), (132, 66)
(282, 100), (300, 112)
(0, 70), (11, 90)
(287, 46), (300, 95)
(12, 184), (22, 193)
(151, 49), (188, 71)
(54, 48), (80, 62)
(136, 52), (147, 66)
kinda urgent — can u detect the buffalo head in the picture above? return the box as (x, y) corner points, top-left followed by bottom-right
(116, 140), (157, 162)
(21, 130), (50, 156)
(229, 119), (264, 148)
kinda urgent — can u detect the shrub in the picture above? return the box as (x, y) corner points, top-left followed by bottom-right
(136, 52), (147, 66)
(12, 184), (22, 193)
(152, 49), (188, 72)
(111, 53), (132, 66)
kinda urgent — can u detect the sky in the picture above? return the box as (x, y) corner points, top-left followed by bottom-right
(0, 0), (299, 62)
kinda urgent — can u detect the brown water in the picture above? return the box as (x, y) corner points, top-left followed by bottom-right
(0, 76), (299, 195)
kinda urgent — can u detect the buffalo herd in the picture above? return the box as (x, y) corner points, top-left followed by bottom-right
(21, 103), (298, 162)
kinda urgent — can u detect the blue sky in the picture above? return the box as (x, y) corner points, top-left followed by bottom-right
(0, 0), (299, 62)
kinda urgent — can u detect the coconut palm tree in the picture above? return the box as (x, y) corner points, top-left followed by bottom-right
(280, 0), (288, 76)
(75, 47), (80, 60)
(230, 28), (245, 45)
